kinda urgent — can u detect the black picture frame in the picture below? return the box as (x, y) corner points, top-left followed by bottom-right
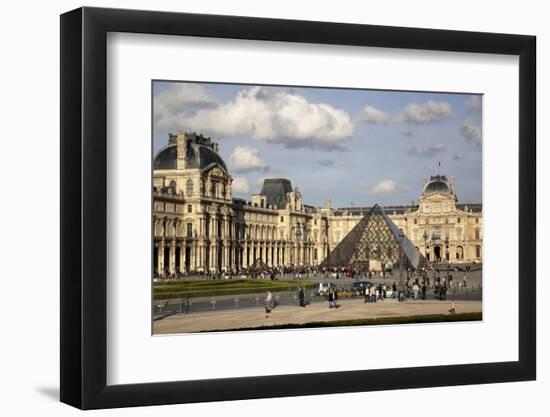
(60, 6), (536, 410)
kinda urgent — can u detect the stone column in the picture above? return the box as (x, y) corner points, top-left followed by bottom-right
(157, 240), (164, 276)
(223, 215), (230, 271)
(168, 239), (176, 275)
(179, 241), (185, 274)
(190, 243), (195, 272)
(198, 243), (205, 273)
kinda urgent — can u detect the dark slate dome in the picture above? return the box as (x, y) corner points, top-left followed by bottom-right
(154, 143), (228, 171)
(423, 177), (450, 194)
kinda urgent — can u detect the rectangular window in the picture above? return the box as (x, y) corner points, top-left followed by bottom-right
(457, 217), (461, 223)
(187, 205), (192, 213)
(280, 216), (284, 222)
(186, 223), (193, 238)
(476, 245), (481, 258)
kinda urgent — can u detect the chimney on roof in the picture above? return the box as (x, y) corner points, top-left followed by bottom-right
(176, 131), (188, 170)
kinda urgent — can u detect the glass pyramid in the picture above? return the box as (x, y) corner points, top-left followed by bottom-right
(321, 204), (422, 269)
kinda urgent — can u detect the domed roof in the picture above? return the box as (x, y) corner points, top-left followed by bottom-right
(423, 176), (450, 194)
(153, 143), (228, 172)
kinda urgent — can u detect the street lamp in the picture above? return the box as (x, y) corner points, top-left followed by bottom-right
(423, 230), (429, 261)
(431, 232), (437, 285)
(398, 230), (405, 301)
(422, 230), (429, 287)
(295, 224), (302, 269)
(445, 236), (450, 284)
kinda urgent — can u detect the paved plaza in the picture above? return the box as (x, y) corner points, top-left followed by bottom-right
(153, 298), (482, 334)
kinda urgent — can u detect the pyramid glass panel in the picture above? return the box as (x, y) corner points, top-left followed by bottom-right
(322, 204), (423, 269)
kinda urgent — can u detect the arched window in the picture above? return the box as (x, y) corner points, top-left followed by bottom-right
(210, 182), (216, 197)
(169, 180), (176, 193)
(186, 179), (193, 196)
(456, 246), (464, 260)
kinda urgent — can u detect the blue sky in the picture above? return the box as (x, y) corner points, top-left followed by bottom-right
(153, 81), (482, 208)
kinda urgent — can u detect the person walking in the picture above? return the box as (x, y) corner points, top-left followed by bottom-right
(412, 283), (419, 300)
(298, 286), (305, 308)
(264, 291), (273, 317)
(421, 281), (427, 300)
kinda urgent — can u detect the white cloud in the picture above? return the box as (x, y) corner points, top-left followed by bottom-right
(232, 177), (250, 195)
(183, 87), (355, 150)
(465, 95), (482, 110)
(370, 179), (397, 194)
(356, 105), (390, 124)
(395, 101), (454, 124)
(460, 119), (482, 145)
(408, 143), (447, 158)
(229, 146), (269, 173)
(154, 83), (218, 131)
(358, 101), (454, 125)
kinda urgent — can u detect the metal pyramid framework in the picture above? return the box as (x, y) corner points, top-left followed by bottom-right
(321, 204), (422, 269)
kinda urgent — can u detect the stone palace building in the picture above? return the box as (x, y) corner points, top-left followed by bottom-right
(153, 131), (483, 276)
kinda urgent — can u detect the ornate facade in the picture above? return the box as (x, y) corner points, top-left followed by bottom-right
(153, 131), (482, 276)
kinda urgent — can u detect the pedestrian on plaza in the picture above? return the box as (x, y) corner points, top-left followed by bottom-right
(412, 283), (419, 300)
(421, 281), (427, 300)
(377, 284), (384, 301)
(264, 291), (273, 317)
(448, 302), (456, 315)
(364, 286), (369, 303)
(333, 288), (339, 308)
(298, 286), (305, 308)
(392, 282), (397, 299)
(463, 274), (468, 289)
(185, 295), (191, 313)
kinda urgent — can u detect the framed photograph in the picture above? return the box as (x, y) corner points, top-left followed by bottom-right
(60, 6), (536, 409)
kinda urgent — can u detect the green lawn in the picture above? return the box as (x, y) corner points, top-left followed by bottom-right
(154, 279), (315, 300)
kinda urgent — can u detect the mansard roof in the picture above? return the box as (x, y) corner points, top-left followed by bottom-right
(259, 178), (293, 210)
